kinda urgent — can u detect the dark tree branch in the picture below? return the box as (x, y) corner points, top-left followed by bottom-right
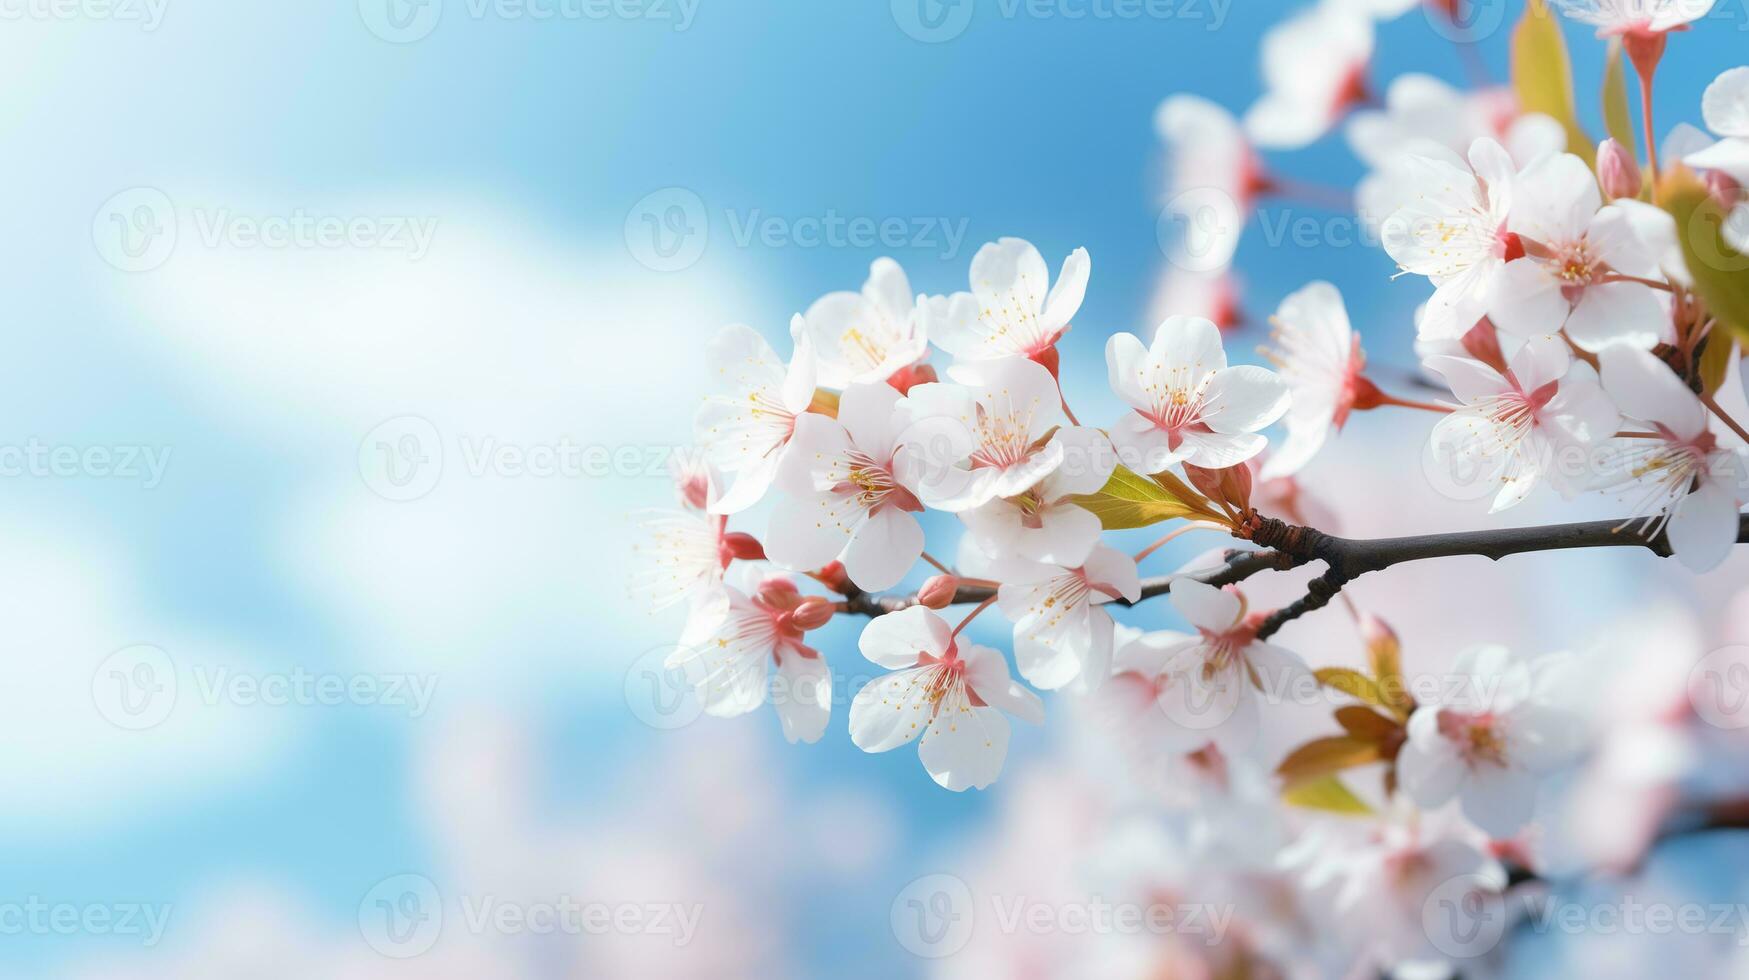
(839, 547), (1294, 618)
(839, 514), (1749, 629)
(1248, 512), (1749, 639)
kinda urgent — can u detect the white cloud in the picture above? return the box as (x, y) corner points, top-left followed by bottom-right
(123, 201), (767, 695)
(0, 516), (289, 829)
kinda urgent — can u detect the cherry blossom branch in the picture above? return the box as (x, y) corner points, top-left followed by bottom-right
(836, 548), (1295, 618)
(1247, 513), (1749, 640)
(838, 514), (1749, 630)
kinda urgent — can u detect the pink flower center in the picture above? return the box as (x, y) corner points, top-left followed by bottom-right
(1437, 708), (1509, 767)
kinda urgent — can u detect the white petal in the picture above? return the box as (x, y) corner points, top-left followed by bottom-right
(1245, 641), (1313, 703)
(1018, 502), (1103, 567)
(843, 506), (924, 592)
(1685, 137), (1749, 185)
(782, 318), (819, 412)
(1460, 765), (1539, 838)
(775, 411), (853, 497)
(858, 606), (950, 669)
(1106, 332), (1153, 411)
(1200, 364), (1291, 434)
(864, 257), (914, 319)
(1564, 282), (1669, 353)
(1598, 345), (1707, 438)
(1042, 426), (1116, 498)
(1398, 708), (1463, 806)
(765, 490), (857, 572)
(709, 450), (784, 515)
(971, 237), (1049, 316)
(1506, 332), (1572, 393)
(848, 666), (936, 752)
(1485, 259), (1566, 338)
(920, 291), (990, 361)
(774, 652), (831, 744)
(1507, 152), (1601, 244)
(1108, 413), (1182, 475)
(920, 703), (1011, 791)
(1666, 476), (1742, 573)
(1157, 662), (1247, 739)
(1039, 246), (1091, 337)
(1082, 544), (1141, 602)
(1177, 429), (1267, 469)
(1542, 362), (1620, 449)
(1702, 67), (1749, 139)
(1152, 314), (1228, 379)
(1424, 354), (1510, 405)
(836, 381), (903, 456)
(1113, 631), (1195, 677)
(1168, 578), (1240, 631)
(964, 642), (1045, 725)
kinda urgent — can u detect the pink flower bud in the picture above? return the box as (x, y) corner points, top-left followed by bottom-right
(790, 596), (836, 632)
(815, 561), (851, 595)
(720, 532), (765, 563)
(755, 575), (800, 611)
(917, 575), (959, 610)
(1596, 139), (1642, 200)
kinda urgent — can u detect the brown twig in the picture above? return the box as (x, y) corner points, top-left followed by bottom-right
(840, 515), (1749, 637)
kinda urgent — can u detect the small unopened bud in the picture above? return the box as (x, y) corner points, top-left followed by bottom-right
(791, 596), (836, 631)
(721, 532), (766, 562)
(755, 575), (801, 610)
(1596, 139), (1642, 200)
(917, 575), (959, 610)
(887, 362), (938, 394)
(815, 560), (851, 595)
(1706, 169), (1742, 207)
(1459, 318), (1508, 374)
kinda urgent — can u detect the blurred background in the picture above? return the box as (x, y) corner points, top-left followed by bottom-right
(5, 0), (1748, 976)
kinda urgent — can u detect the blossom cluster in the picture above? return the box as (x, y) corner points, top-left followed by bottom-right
(636, 1), (1748, 974)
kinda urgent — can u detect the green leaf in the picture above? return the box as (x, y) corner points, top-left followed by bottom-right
(1315, 667), (1389, 710)
(1512, 0), (1592, 167)
(1281, 774), (1374, 815)
(1335, 706), (1402, 742)
(1661, 171), (1749, 342)
(1276, 735), (1382, 783)
(1068, 464), (1223, 531)
(1360, 615), (1416, 719)
(1699, 332), (1738, 397)
(1601, 40), (1637, 162)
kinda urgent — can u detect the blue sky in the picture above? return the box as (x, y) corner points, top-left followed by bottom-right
(3, 1), (1746, 975)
